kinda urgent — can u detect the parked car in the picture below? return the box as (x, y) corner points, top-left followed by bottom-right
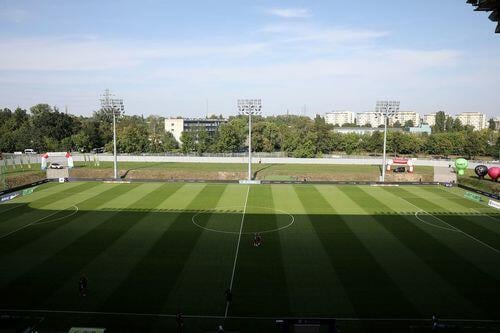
(49, 163), (64, 169)
(92, 147), (105, 154)
(24, 149), (37, 154)
(393, 166), (406, 173)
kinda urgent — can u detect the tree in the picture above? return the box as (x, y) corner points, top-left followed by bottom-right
(341, 133), (362, 155)
(462, 131), (485, 159)
(393, 121), (402, 128)
(403, 120), (414, 129)
(433, 111), (446, 133)
(71, 133), (91, 152)
(195, 127), (212, 155)
(214, 120), (245, 153)
(452, 118), (463, 132)
(293, 132), (317, 158)
(489, 118), (497, 130)
(116, 124), (150, 153)
(445, 116), (454, 132)
(364, 131), (383, 153)
(313, 115), (332, 154)
(180, 131), (196, 153)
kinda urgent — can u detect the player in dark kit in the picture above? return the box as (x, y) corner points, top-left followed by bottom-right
(79, 275), (88, 297)
(176, 311), (184, 332)
(253, 232), (262, 247)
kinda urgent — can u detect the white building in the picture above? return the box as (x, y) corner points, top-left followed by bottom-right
(389, 111), (420, 127)
(325, 111), (355, 126)
(164, 117), (227, 143)
(333, 127), (403, 135)
(456, 112), (487, 130)
(422, 112), (451, 126)
(355, 112), (384, 127)
(423, 113), (437, 126)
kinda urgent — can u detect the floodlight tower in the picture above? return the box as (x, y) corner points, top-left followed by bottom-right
(375, 100), (400, 182)
(238, 99), (262, 181)
(100, 89), (124, 180)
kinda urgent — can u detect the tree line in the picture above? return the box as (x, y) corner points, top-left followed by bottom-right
(0, 104), (498, 159)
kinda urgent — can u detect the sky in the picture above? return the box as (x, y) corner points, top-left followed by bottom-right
(0, 0), (499, 118)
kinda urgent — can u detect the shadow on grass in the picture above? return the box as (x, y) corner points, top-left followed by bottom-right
(0, 203), (499, 332)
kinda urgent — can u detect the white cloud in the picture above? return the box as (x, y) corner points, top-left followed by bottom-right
(0, 37), (267, 71)
(266, 8), (312, 19)
(260, 23), (389, 45)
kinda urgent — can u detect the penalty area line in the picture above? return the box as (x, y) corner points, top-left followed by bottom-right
(399, 196), (500, 255)
(0, 205), (78, 240)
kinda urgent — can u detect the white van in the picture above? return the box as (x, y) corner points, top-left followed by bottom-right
(24, 149), (37, 154)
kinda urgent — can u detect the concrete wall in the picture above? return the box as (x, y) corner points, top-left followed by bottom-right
(70, 154), (497, 170)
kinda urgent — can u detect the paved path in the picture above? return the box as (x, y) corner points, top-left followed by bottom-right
(434, 166), (457, 183)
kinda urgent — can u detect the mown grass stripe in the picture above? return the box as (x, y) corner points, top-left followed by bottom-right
(0, 182), (111, 258)
(298, 185), (418, 318)
(360, 187), (500, 318)
(0, 182), (100, 223)
(42, 183), (185, 310)
(230, 185), (291, 317)
(101, 184), (227, 314)
(163, 184), (247, 316)
(0, 183), (68, 210)
(277, 185), (355, 317)
(385, 187), (500, 254)
(0, 183), (155, 308)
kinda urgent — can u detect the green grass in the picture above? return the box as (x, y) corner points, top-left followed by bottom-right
(458, 169), (500, 196)
(0, 182), (499, 332)
(74, 161), (434, 181)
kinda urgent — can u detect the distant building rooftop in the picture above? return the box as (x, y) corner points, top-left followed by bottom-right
(332, 127), (403, 135)
(408, 123), (432, 135)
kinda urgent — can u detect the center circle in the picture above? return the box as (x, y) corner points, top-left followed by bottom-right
(191, 205), (295, 235)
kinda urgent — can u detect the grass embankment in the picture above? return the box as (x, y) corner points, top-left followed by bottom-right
(2, 164), (44, 189)
(458, 169), (499, 196)
(72, 161), (434, 182)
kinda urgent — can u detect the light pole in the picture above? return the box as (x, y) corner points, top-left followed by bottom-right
(237, 99), (262, 181)
(100, 89), (124, 180)
(375, 100), (400, 182)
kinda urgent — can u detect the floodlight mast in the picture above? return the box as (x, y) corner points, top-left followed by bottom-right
(100, 89), (124, 180)
(238, 99), (262, 181)
(375, 101), (400, 182)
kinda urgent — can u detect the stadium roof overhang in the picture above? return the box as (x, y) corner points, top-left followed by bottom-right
(467, 0), (500, 33)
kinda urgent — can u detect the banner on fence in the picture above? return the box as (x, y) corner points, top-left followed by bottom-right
(488, 199), (500, 210)
(464, 191), (482, 202)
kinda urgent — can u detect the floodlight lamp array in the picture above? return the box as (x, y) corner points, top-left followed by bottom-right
(237, 99), (262, 115)
(375, 100), (400, 118)
(100, 93), (124, 115)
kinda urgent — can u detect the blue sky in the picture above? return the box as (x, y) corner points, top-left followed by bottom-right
(0, 0), (499, 118)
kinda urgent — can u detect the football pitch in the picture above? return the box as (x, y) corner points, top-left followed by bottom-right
(0, 182), (499, 332)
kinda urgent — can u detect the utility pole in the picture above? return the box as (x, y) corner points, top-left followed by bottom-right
(376, 101), (400, 182)
(100, 89), (124, 180)
(237, 99), (262, 181)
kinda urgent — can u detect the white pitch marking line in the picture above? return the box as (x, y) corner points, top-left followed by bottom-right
(0, 204), (24, 214)
(399, 196), (500, 255)
(225, 185), (250, 319)
(0, 309), (499, 323)
(414, 211), (458, 232)
(35, 205), (79, 225)
(191, 205), (294, 235)
(0, 205), (78, 240)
